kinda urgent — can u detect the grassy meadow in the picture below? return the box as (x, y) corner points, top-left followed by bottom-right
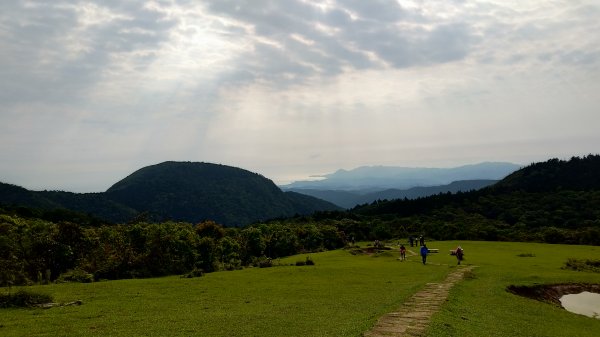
(426, 241), (600, 337)
(1, 241), (599, 336)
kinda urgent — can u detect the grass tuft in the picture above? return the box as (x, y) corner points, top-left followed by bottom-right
(516, 253), (536, 257)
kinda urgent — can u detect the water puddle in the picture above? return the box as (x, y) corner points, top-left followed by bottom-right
(560, 292), (600, 319)
(507, 283), (600, 319)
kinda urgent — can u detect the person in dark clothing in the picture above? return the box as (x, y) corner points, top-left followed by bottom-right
(420, 244), (429, 264)
(409, 236), (414, 247)
(455, 246), (464, 265)
(399, 244), (406, 261)
(419, 235), (425, 247)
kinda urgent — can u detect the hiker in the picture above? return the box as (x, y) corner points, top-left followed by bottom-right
(455, 246), (464, 265)
(420, 244), (429, 264)
(419, 235), (425, 247)
(399, 244), (406, 261)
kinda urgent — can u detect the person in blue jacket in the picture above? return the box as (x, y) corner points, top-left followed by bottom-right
(420, 244), (429, 264)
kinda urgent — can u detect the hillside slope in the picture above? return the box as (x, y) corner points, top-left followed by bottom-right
(1, 162), (340, 226)
(105, 161), (340, 225)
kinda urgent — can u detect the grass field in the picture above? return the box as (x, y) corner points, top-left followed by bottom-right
(426, 241), (600, 337)
(1, 241), (599, 336)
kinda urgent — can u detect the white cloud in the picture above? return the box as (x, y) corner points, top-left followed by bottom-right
(1, 0), (599, 191)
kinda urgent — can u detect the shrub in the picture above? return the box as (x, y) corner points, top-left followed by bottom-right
(223, 259), (242, 271)
(253, 256), (272, 268)
(562, 258), (600, 273)
(57, 268), (94, 283)
(182, 268), (204, 278)
(305, 256), (315, 265)
(295, 260), (306, 266)
(0, 290), (53, 308)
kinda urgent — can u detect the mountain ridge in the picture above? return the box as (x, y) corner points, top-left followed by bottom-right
(0, 161), (340, 226)
(281, 162), (520, 190)
(286, 179), (498, 208)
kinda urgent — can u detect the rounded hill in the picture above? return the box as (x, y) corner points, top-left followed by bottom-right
(106, 161), (339, 226)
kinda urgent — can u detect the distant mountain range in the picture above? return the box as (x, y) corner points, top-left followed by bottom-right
(0, 162), (340, 226)
(302, 154), (600, 245)
(280, 162), (520, 208)
(280, 162), (520, 190)
(285, 180), (499, 209)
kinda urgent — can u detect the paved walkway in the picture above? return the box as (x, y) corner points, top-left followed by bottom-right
(364, 265), (474, 337)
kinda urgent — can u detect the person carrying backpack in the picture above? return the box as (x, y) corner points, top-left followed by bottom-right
(455, 246), (464, 265)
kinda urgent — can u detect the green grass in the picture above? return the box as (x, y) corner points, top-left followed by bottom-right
(0, 247), (447, 337)
(426, 241), (600, 337)
(1, 242), (599, 336)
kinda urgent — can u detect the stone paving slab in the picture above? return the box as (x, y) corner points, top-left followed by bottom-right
(364, 266), (474, 337)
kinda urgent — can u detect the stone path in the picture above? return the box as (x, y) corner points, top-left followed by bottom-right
(364, 265), (474, 337)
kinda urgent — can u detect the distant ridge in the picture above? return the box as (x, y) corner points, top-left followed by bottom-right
(281, 162), (520, 190)
(0, 161), (340, 226)
(344, 155), (600, 245)
(287, 179), (498, 208)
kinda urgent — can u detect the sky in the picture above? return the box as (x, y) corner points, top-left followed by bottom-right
(1, 0), (599, 193)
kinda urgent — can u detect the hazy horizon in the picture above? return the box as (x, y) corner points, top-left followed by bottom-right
(2, 1), (599, 192)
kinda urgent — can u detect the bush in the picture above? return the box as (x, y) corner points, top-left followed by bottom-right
(57, 269), (94, 283)
(182, 268), (204, 278)
(223, 259), (242, 271)
(295, 256), (315, 266)
(253, 256), (272, 268)
(305, 256), (315, 265)
(0, 290), (53, 308)
(562, 258), (600, 273)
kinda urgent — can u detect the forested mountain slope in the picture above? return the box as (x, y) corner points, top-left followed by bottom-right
(105, 161), (340, 225)
(343, 155), (600, 244)
(1, 162), (340, 226)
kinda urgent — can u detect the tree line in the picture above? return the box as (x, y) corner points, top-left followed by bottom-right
(3, 156), (599, 287)
(0, 211), (345, 287)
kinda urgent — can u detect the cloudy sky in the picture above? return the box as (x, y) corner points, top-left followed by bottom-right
(1, 0), (599, 192)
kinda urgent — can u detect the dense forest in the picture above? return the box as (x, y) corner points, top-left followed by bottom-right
(1, 155), (599, 287)
(0, 210), (345, 286)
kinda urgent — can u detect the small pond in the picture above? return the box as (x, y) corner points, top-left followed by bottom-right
(559, 291), (600, 319)
(507, 283), (600, 319)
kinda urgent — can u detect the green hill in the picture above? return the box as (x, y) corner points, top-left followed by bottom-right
(0, 162), (340, 226)
(490, 155), (600, 192)
(105, 161), (340, 225)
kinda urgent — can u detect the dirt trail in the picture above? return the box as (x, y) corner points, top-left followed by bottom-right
(364, 265), (474, 337)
